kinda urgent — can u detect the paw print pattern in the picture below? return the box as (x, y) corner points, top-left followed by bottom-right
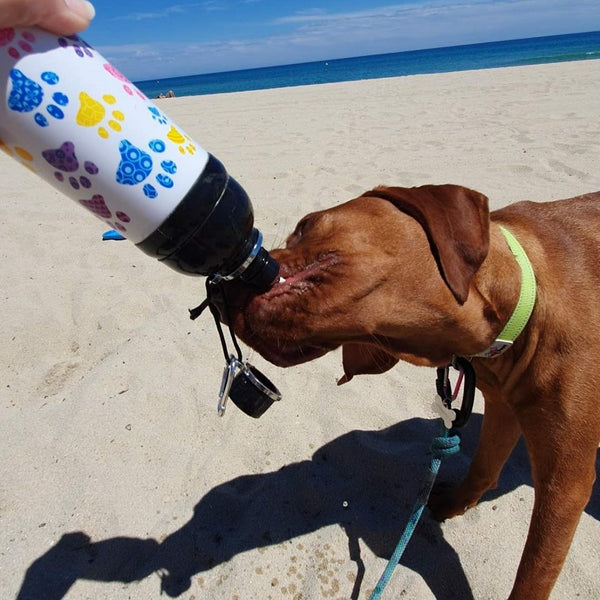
(57, 35), (94, 58)
(103, 63), (146, 100)
(116, 139), (177, 199)
(42, 141), (98, 190)
(80, 194), (111, 218)
(149, 106), (168, 125)
(0, 139), (35, 171)
(7, 69), (69, 127)
(41, 140), (131, 232)
(166, 125), (196, 155)
(0, 139), (10, 156)
(0, 28), (36, 59)
(79, 195), (131, 233)
(76, 92), (124, 139)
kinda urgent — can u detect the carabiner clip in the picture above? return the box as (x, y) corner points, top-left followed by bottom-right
(435, 357), (476, 428)
(218, 355), (242, 416)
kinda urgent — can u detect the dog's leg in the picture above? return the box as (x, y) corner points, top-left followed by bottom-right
(507, 412), (597, 600)
(429, 396), (521, 520)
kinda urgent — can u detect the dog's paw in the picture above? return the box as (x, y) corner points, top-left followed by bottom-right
(428, 481), (474, 521)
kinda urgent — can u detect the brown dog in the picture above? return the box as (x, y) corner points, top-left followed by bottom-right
(221, 185), (600, 600)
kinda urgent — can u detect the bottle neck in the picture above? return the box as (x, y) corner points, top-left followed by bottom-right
(137, 154), (278, 289)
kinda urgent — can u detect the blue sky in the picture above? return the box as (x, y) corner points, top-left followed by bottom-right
(83, 0), (600, 81)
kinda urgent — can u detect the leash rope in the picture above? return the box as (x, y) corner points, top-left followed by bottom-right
(368, 424), (460, 600)
(369, 359), (472, 600)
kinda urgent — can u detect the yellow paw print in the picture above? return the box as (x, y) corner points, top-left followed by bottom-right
(0, 140), (35, 171)
(76, 92), (125, 139)
(0, 139), (11, 156)
(167, 125), (196, 155)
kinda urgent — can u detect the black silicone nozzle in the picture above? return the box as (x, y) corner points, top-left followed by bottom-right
(240, 246), (280, 290)
(136, 154), (279, 290)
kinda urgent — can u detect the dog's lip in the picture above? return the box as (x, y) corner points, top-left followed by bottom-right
(263, 251), (340, 299)
(237, 251), (341, 366)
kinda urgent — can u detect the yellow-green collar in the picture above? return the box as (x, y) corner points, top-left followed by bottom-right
(472, 226), (536, 359)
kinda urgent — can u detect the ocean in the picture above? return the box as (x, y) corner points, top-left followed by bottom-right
(135, 31), (600, 99)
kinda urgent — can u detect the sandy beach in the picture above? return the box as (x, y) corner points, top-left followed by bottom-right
(2, 59), (599, 599)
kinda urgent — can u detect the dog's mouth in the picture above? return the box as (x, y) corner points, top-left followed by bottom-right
(236, 251), (342, 367)
(258, 251), (341, 300)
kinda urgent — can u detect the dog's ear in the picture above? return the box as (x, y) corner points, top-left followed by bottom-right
(338, 342), (399, 385)
(363, 185), (490, 304)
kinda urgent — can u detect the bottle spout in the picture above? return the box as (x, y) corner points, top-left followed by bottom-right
(239, 245), (280, 291)
(213, 228), (279, 291)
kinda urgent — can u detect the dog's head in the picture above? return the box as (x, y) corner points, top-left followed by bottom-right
(220, 185), (498, 382)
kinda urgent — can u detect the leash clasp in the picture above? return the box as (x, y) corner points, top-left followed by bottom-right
(435, 356), (475, 428)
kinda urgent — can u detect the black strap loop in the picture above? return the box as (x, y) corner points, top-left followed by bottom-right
(189, 278), (243, 364)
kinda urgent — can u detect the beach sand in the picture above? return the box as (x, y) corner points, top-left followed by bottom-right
(2, 60), (599, 599)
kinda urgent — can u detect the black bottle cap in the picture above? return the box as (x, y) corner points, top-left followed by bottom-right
(239, 246), (280, 291)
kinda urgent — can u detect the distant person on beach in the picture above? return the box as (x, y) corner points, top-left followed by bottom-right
(0, 0), (95, 34)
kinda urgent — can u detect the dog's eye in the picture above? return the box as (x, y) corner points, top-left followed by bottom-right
(295, 217), (310, 236)
(287, 215), (313, 246)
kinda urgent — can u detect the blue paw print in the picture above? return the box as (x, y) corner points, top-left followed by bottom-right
(148, 106), (168, 125)
(116, 139), (177, 199)
(8, 69), (69, 127)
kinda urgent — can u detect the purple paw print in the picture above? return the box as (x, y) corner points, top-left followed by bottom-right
(42, 141), (98, 190)
(57, 35), (93, 58)
(42, 141), (131, 232)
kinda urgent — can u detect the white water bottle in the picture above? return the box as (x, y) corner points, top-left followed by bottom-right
(0, 27), (278, 288)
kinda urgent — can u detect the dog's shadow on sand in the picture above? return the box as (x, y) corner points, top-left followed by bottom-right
(15, 415), (600, 600)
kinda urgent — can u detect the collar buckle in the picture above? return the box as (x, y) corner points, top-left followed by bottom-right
(471, 338), (513, 359)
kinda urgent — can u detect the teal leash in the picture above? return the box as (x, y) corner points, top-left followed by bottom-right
(369, 358), (474, 600)
(368, 423), (460, 600)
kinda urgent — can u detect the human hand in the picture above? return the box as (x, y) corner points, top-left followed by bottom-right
(0, 0), (95, 35)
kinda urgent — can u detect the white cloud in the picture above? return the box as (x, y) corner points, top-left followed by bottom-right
(264, 0), (599, 55)
(274, 0), (595, 25)
(112, 2), (218, 22)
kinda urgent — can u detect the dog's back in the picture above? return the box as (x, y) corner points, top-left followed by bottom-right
(493, 193), (600, 325)
(493, 192), (600, 267)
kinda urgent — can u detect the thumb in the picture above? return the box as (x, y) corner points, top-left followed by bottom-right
(39, 0), (96, 35)
(0, 0), (96, 35)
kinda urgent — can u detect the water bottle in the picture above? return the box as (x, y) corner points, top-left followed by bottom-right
(0, 26), (283, 417)
(0, 26), (279, 289)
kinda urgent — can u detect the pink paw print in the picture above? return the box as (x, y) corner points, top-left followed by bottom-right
(103, 63), (146, 100)
(80, 194), (131, 233)
(0, 28), (36, 59)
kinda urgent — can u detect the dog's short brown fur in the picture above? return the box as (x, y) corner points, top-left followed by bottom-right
(222, 185), (600, 600)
